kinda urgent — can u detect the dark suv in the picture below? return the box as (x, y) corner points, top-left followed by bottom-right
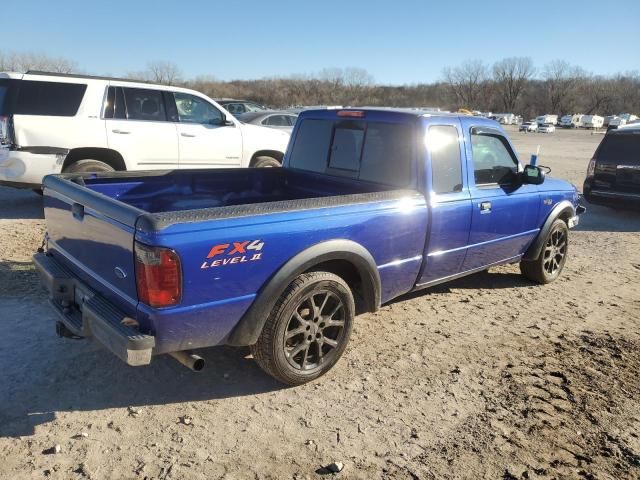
(584, 125), (640, 208)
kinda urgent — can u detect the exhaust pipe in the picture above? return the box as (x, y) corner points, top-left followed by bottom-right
(169, 351), (205, 372)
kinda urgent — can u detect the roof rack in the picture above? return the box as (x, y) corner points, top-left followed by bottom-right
(24, 70), (155, 84)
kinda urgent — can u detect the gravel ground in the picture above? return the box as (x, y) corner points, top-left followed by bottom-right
(0, 127), (639, 479)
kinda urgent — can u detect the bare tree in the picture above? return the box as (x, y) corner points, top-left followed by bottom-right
(0, 51), (76, 73)
(443, 60), (488, 109)
(146, 61), (182, 85)
(492, 57), (535, 111)
(543, 60), (585, 114)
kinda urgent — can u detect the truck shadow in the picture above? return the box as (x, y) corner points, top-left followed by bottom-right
(574, 203), (640, 233)
(0, 259), (284, 438)
(0, 186), (44, 220)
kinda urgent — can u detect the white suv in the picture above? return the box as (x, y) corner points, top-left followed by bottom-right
(0, 71), (290, 188)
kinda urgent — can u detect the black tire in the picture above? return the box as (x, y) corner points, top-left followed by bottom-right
(252, 156), (281, 168)
(250, 272), (355, 385)
(520, 219), (569, 284)
(63, 159), (115, 174)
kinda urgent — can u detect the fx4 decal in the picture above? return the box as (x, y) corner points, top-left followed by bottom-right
(201, 240), (264, 269)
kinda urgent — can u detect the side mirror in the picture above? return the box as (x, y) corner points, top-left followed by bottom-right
(522, 164), (545, 185)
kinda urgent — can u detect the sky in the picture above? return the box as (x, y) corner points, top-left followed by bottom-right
(5, 0), (640, 85)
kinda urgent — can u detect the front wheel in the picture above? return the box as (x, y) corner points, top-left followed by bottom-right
(520, 219), (569, 284)
(250, 272), (355, 385)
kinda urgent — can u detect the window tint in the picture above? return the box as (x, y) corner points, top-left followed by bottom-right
(289, 119), (334, 173)
(0, 81), (9, 115)
(597, 134), (640, 164)
(428, 125), (462, 193)
(471, 131), (519, 185)
(359, 122), (413, 187)
(123, 88), (166, 121)
(289, 119), (413, 187)
(14, 80), (86, 116)
(263, 115), (289, 127)
(174, 92), (222, 124)
(329, 128), (364, 172)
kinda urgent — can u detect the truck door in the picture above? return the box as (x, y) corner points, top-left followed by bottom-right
(105, 86), (179, 169)
(170, 92), (243, 168)
(417, 121), (472, 286)
(462, 126), (540, 271)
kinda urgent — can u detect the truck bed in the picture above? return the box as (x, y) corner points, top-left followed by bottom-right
(77, 168), (389, 212)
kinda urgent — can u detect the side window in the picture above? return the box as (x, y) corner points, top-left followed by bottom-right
(287, 115), (298, 126)
(173, 92), (223, 124)
(104, 87), (127, 119)
(122, 88), (166, 121)
(14, 80), (86, 116)
(263, 115), (289, 127)
(428, 125), (462, 193)
(470, 130), (519, 185)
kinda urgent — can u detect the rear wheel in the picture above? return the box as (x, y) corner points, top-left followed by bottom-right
(520, 219), (569, 284)
(252, 156), (281, 168)
(63, 159), (115, 174)
(250, 272), (355, 385)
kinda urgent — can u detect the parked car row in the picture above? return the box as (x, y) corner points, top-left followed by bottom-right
(0, 71), (291, 189)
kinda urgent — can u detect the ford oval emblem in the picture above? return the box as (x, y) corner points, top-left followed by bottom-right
(114, 267), (127, 279)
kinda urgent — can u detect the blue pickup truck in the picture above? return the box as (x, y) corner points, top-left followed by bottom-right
(34, 108), (584, 385)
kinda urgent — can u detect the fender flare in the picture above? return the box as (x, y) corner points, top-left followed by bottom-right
(523, 200), (575, 261)
(226, 239), (381, 346)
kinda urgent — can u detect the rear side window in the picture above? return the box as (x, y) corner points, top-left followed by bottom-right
(597, 134), (640, 164)
(470, 130), (519, 185)
(428, 125), (463, 193)
(122, 88), (167, 121)
(289, 118), (413, 187)
(14, 80), (86, 116)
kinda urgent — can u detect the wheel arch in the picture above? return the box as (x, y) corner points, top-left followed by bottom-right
(62, 148), (127, 172)
(523, 200), (575, 261)
(226, 239), (381, 346)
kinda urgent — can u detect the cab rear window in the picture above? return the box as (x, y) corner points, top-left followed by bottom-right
(289, 118), (413, 187)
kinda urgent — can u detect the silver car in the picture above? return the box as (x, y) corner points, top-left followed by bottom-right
(237, 111), (298, 133)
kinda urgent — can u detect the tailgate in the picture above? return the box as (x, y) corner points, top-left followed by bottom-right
(42, 175), (145, 311)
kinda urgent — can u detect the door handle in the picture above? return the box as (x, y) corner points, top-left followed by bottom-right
(180, 132), (196, 138)
(479, 201), (492, 213)
(112, 129), (130, 134)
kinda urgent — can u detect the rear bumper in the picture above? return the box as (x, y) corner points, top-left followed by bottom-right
(0, 147), (66, 188)
(33, 252), (155, 366)
(583, 185), (640, 208)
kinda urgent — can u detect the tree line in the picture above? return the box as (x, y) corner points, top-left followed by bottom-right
(2, 51), (639, 118)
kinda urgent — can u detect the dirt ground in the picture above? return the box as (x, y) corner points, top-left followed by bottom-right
(0, 127), (639, 480)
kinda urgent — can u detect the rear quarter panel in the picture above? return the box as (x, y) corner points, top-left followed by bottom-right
(135, 195), (428, 353)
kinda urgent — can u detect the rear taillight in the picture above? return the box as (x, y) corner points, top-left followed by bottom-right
(587, 158), (596, 176)
(135, 242), (181, 308)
